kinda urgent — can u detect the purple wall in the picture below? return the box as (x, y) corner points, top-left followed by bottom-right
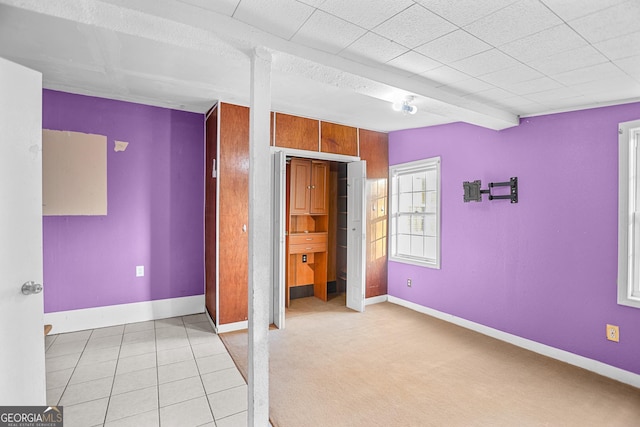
(43, 90), (205, 313)
(389, 102), (640, 375)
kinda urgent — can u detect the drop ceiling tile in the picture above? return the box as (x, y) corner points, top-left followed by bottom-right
(386, 51), (441, 75)
(498, 95), (539, 108)
(340, 32), (409, 64)
(541, 0), (629, 22)
(568, 75), (640, 96)
(594, 31), (640, 61)
(464, 0), (563, 46)
(465, 87), (515, 104)
(441, 78), (495, 96)
(569, 1), (640, 44)
(372, 4), (456, 48)
(233, 0), (314, 40)
(414, 30), (492, 64)
(416, 0), (518, 27)
(177, 0), (240, 16)
(615, 55), (640, 78)
(499, 24), (588, 63)
(419, 65), (472, 85)
(551, 62), (627, 86)
(502, 77), (564, 95)
(528, 45), (609, 75)
(526, 86), (582, 103)
(318, 0), (414, 30)
(292, 10), (366, 54)
(297, 0), (327, 6)
(450, 49), (520, 77)
(479, 64), (544, 86)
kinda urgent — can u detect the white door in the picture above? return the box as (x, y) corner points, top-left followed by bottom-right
(272, 150), (286, 329)
(0, 58), (46, 404)
(346, 160), (366, 312)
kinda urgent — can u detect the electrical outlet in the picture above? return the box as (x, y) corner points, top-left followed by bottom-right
(606, 324), (619, 342)
(136, 265), (144, 277)
(407, 278), (412, 287)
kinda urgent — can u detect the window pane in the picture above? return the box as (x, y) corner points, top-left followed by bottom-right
(411, 236), (424, 257)
(411, 215), (425, 235)
(397, 234), (411, 255)
(424, 214), (437, 237)
(398, 215), (411, 234)
(399, 174), (412, 193)
(412, 192), (425, 212)
(412, 172), (426, 192)
(425, 169), (437, 191)
(399, 193), (412, 212)
(425, 191), (437, 213)
(424, 236), (437, 260)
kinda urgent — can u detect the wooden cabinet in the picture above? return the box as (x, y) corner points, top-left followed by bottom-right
(289, 158), (328, 215)
(287, 157), (329, 307)
(274, 113), (319, 151)
(321, 121), (358, 156)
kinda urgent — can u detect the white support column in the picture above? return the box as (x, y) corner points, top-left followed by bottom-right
(248, 46), (272, 426)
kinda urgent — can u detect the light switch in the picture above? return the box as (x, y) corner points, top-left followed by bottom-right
(136, 265), (144, 277)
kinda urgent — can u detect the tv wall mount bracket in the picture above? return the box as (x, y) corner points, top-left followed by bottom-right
(463, 177), (518, 203)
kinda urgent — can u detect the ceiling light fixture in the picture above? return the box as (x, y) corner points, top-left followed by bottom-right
(392, 96), (417, 115)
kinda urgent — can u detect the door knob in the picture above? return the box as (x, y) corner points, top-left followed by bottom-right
(22, 281), (43, 295)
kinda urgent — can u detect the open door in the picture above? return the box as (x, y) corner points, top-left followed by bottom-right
(346, 160), (366, 312)
(272, 150), (286, 328)
(0, 58), (46, 404)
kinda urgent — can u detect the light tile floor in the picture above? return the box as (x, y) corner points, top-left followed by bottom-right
(45, 314), (247, 427)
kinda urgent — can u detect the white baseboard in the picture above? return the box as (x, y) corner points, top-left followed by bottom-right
(215, 320), (248, 334)
(387, 295), (640, 389)
(365, 295), (388, 305)
(45, 295), (205, 334)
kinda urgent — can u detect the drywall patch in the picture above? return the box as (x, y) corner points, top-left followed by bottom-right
(42, 129), (107, 215)
(114, 140), (129, 152)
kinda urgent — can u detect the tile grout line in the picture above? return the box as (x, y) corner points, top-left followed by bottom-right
(100, 326), (125, 426)
(187, 316), (218, 425)
(47, 332), (90, 407)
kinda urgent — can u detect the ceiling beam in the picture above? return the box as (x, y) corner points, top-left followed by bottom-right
(1, 0), (521, 130)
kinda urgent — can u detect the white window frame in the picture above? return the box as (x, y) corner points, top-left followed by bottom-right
(618, 119), (640, 309)
(389, 157), (441, 269)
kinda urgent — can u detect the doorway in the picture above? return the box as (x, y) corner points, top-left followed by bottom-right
(271, 150), (366, 329)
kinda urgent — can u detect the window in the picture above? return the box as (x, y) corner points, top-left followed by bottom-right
(389, 157), (441, 269)
(618, 119), (640, 309)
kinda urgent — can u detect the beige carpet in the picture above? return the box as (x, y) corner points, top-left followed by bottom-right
(221, 296), (640, 427)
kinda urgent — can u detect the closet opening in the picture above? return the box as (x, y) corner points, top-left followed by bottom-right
(285, 159), (348, 308)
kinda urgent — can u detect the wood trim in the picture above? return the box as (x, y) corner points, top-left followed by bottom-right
(205, 106), (218, 322)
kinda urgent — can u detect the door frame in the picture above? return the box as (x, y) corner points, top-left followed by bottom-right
(270, 147), (364, 327)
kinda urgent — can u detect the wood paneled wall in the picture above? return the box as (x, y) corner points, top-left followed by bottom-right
(218, 103), (250, 324)
(359, 129), (389, 298)
(207, 103), (389, 328)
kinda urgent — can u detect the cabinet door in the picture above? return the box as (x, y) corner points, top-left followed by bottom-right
(275, 113), (319, 152)
(289, 158), (311, 215)
(321, 121), (358, 156)
(310, 160), (328, 215)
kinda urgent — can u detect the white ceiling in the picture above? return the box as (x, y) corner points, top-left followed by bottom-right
(0, 0), (639, 131)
